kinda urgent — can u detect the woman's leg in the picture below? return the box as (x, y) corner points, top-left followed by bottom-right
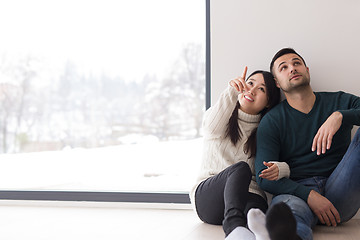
(245, 193), (269, 240)
(195, 161), (254, 236)
(244, 192), (268, 216)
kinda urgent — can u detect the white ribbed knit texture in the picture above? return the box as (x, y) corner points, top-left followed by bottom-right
(269, 161), (291, 180)
(190, 85), (265, 208)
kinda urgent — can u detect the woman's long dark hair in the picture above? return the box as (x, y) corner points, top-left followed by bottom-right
(225, 70), (280, 158)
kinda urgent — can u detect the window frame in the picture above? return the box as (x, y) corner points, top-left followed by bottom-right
(0, 191), (190, 203)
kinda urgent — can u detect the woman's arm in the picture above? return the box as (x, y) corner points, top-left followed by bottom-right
(203, 67), (249, 138)
(202, 85), (239, 138)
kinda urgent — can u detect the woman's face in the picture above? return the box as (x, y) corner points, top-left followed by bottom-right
(238, 73), (269, 115)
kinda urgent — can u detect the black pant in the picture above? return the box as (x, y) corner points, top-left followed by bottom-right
(195, 161), (268, 236)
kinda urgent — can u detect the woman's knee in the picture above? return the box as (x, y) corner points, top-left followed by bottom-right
(227, 161), (252, 179)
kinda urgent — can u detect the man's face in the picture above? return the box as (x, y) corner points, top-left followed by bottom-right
(272, 53), (310, 93)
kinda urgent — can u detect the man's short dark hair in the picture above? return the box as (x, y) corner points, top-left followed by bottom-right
(270, 48), (307, 74)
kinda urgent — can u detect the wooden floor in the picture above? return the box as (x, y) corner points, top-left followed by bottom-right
(0, 201), (359, 240)
(185, 218), (360, 240)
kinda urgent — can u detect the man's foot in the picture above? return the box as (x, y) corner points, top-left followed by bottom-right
(265, 202), (301, 240)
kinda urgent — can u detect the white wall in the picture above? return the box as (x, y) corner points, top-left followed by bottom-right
(210, 0), (360, 105)
(210, 1), (360, 217)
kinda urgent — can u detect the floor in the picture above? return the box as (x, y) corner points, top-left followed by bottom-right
(0, 201), (359, 240)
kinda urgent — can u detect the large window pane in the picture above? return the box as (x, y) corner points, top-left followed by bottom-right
(0, 0), (205, 193)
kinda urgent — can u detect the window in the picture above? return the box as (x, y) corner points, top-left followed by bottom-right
(0, 0), (207, 202)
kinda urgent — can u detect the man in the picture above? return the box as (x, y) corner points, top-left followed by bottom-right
(254, 48), (360, 240)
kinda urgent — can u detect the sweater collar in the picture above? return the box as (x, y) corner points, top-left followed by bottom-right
(237, 109), (261, 123)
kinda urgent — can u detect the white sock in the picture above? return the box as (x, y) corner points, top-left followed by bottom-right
(247, 208), (270, 240)
(225, 226), (255, 240)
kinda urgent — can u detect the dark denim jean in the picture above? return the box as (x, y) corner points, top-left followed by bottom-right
(271, 128), (360, 240)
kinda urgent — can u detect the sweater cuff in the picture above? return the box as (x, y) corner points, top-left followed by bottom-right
(338, 109), (358, 125)
(269, 161), (290, 180)
(297, 184), (312, 202)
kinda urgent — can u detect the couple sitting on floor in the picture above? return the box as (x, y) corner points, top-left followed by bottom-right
(190, 48), (360, 240)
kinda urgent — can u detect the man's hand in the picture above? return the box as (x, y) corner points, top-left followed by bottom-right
(307, 190), (340, 226)
(259, 162), (279, 181)
(312, 111), (343, 155)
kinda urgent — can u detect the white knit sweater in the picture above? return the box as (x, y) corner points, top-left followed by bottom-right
(189, 85), (290, 208)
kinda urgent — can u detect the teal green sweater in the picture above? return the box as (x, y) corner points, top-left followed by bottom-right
(255, 91), (360, 202)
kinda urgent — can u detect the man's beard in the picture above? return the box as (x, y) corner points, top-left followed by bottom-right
(282, 76), (310, 93)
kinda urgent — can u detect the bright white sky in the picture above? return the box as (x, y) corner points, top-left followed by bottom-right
(0, 0), (205, 82)
(0, 0), (206, 191)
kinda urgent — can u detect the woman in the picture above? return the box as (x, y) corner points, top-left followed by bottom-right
(190, 67), (290, 239)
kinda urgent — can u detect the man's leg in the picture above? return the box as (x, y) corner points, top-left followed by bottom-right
(325, 128), (360, 222)
(271, 194), (317, 240)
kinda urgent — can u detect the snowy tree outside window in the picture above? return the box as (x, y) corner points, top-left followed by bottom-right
(0, 0), (205, 193)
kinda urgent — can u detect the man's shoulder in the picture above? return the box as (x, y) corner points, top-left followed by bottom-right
(315, 91), (358, 103)
(315, 91), (348, 98)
